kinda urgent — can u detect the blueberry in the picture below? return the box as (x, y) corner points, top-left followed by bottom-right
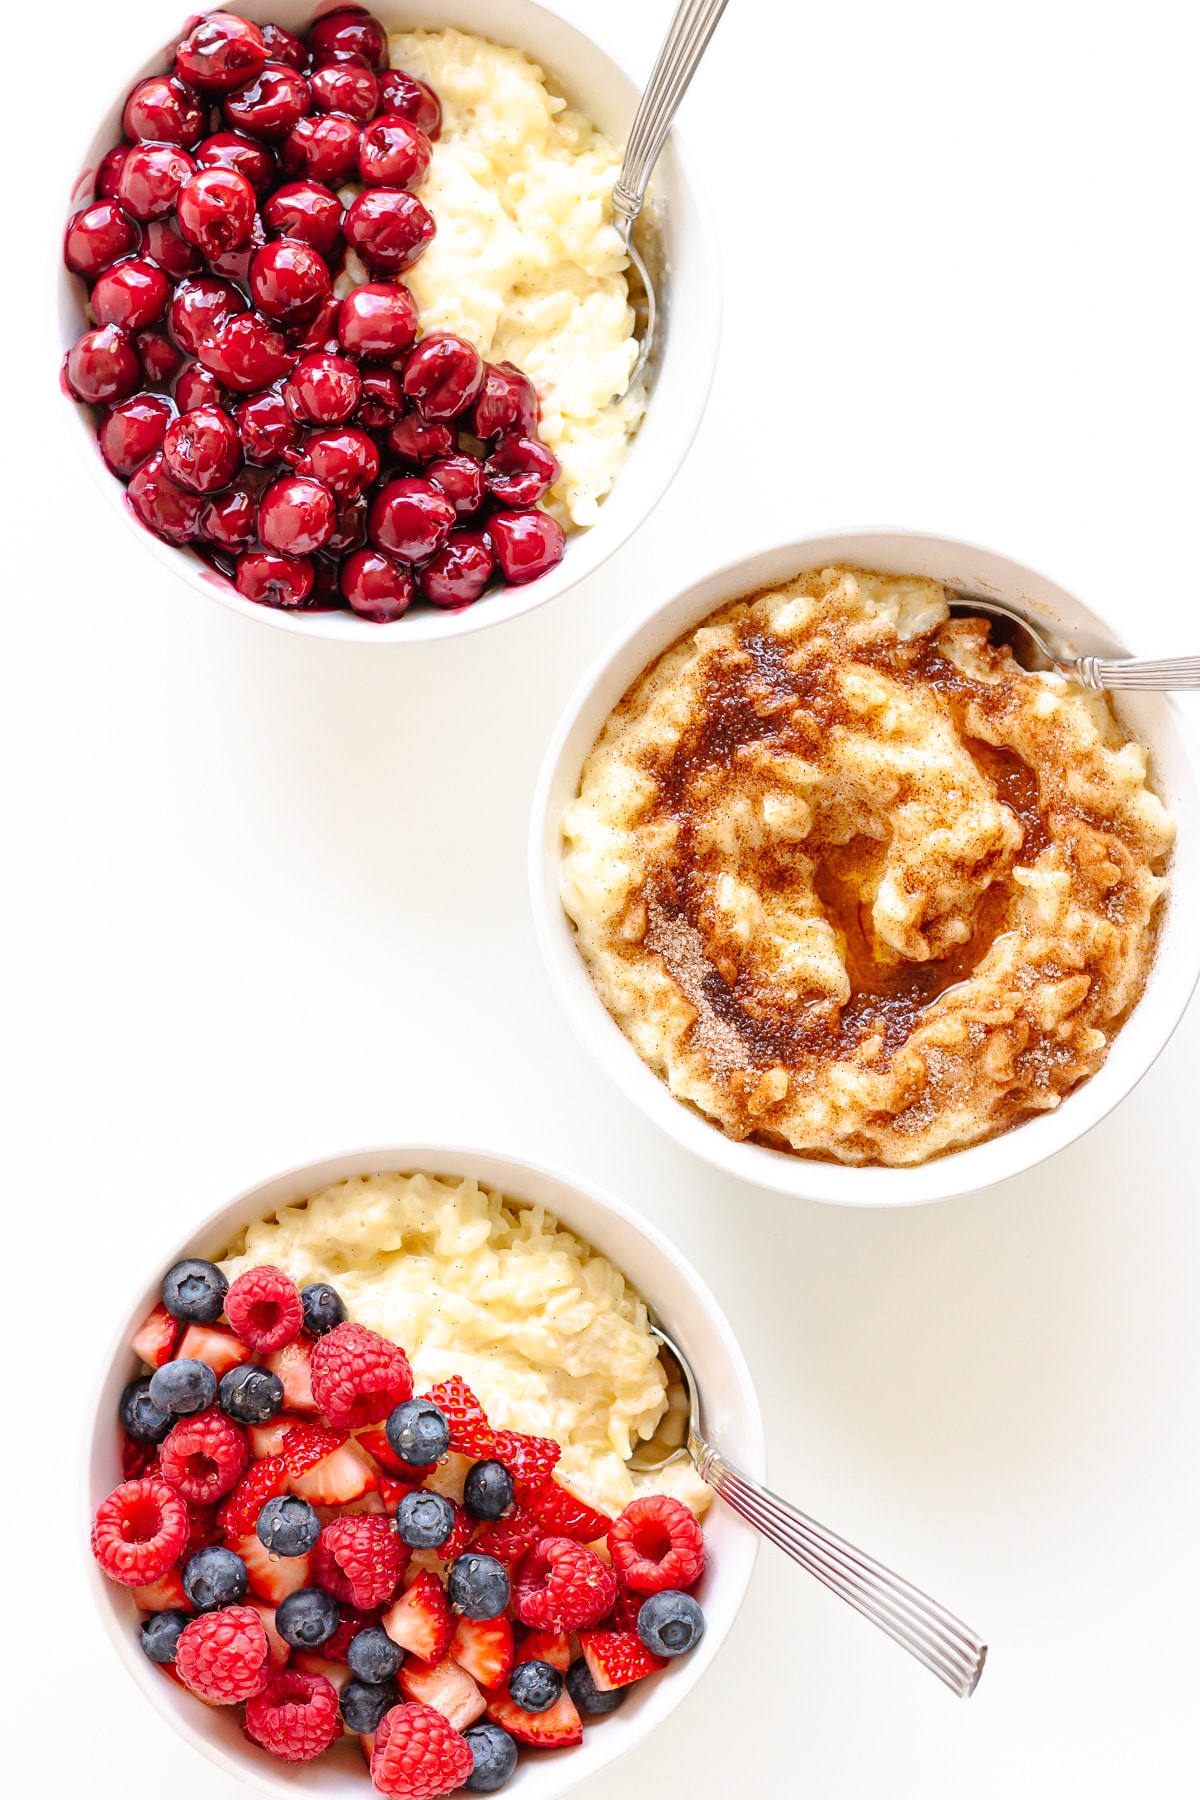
(183, 1546), (247, 1612)
(275, 1586), (341, 1648)
(385, 1398), (450, 1466)
(256, 1494), (321, 1557)
(463, 1460), (514, 1521)
(301, 1281), (346, 1338)
(507, 1658), (562, 1713)
(219, 1363), (283, 1425)
(395, 1490), (455, 1550)
(447, 1552), (510, 1621)
(565, 1656), (628, 1716)
(139, 1609), (189, 1664)
(120, 1376), (172, 1444)
(463, 1720), (519, 1792)
(161, 1258), (228, 1324)
(347, 1625), (404, 1685)
(636, 1590), (705, 1658)
(148, 1357), (217, 1417)
(340, 1676), (398, 1734)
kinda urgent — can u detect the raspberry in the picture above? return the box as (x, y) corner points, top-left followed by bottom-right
(245, 1669), (343, 1761)
(312, 1514), (406, 1609)
(121, 1433), (158, 1480)
(491, 1430), (560, 1496)
(225, 1264), (305, 1353)
(470, 1505), (542, 1564)
(281, 1421), (347, 1475)
(422, 1377), (494, 1458)
(371, 1701), (474, 1799)
(523, 1478), (613, 1544)
(607, 1496), (706, 1594)
(216, 1454), (289, 1535)
(159, 1409), (248, 1503)
(90, 1477), (190, 1586)
(174, 1604), (270, 1703)
(439, 1498), (473, 1562)
(310, 1322), (413, 1429)
(512, 1537), (617, 1633)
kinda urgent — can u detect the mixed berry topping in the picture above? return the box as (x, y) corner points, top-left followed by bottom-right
(93, 1253), (708, 1790)
(62, 9), (567, 622)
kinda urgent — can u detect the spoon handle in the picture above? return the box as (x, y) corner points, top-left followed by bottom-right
(1072, 655), (1200, 691)
(692, 1440), (987, 1698)
(612, 0), (730, 231)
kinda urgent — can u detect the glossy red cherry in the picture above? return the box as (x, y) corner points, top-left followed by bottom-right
(488, 508), (566, 584)
(356, 368), (406, 429)
(235, 548), (314, 606)
(64, 201), (139, 278)
(295, 426), (379, 499)
(282, 113), (361, 185)
(402, 332), (484, 421)
(368, 476), (454, 561)
(198, 312), (294, 392)
(384, 413), (455, 464)
(201, 480), (260, 550)
(418, 530), (496, 608)
(123, 74), (206, 147)
(65, 325), (141, 404)
(249, 238), (331, 323)
(143, 217), (203, 278)
(98, 392), (175, 477)
(285, 294), (341, 356)
(260, 23), (309, 72)
(327, 494), (369, 553)
(116, 143), (196, 221)
(176, 13), (267, 91)
(90, 258), (169, 332)
(357, 115), (430, 189)
(135, 329), (184, 385)
(471, 361), (539, 440)
(426, 453), (486, 519)
(309, 10), (389, 71)
(168, 278), (247, 356)
(337, 281), (419, 360)
(195, 131), (277, 196)
(175, 363), (230, 411)
(344, 188), (435, 275)
(283, 352), (361, 424)
(311, 61), (379, 121)
(484, 434), (560, 508)
(127, 452), (204, 543)
(263, 180), (344, 254)
(207, 211), (267, 283)
(377, 70), (441, 139)
(163, 405), (241, 493)
(96, 145), (129, 199)
(258, 474), (337, 554)
(235, 388), (303, 463)
(175, 167), (257, 257)
(340, 548), (413, 621)
(224, 66), (312, 139)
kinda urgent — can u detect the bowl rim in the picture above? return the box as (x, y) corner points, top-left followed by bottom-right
(530, 524), (1200, 1206)
(82, 1140), (764, 1796)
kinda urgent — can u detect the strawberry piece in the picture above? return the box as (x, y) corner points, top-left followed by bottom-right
(422, 1377), (494, 1458)
(226, 1530), (314, 1605)
(264, 1338), (319, 1414)
(248, 1414), (305, 1459)
(130, 1302), (180, 1368)
(245, 1598), (291, 1670)
(470, 1506), (541, 1564)
(176, 1323), (250, 1377)
(523, 1477), (612, 1544)
(601, 1586), (645, 1633)
(439, 1499), (473, 1562)
(184, 1502), (223, 1556)
(290, 1651), (351, 1695)
(378, 1473), (427, 1515)
(399, 1655), (487, 1731)
(486, 1682), (583, 1748)
(381, 1569), (453, 1665)
(280, 1422), (347, 1476)
(491, 1430), (560, 1496)
(450, 1615), (513, 1689)
(578, 1628), (667, 1690)
(217, 1455), (289, 1536)
(131, 1566), (193, 1613)
(356, 1426), (437, 1482)
(322, 1606), (381, 1664)
(514, 1629), (570, 1672)
(290, 1440), (376, 1507)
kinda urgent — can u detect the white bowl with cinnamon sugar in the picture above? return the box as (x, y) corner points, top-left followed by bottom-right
(531, 530), (1200, 1204)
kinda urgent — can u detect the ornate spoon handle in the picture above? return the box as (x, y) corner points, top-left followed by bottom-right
(1069, 655), (1200, 691)
(612, 0), (730, 233)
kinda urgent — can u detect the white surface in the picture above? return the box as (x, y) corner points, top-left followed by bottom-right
(5, 1), (1199, 1797)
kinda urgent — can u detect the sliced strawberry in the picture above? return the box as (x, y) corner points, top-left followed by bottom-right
(130, 1566), (192, 1613)
(281, 1422), (347, 1476)
(184, 1502), (222, 1556)
(226, 1530), (313, 1605)
(322, 1606), (382, 1664)
(264, 1338), (319, 1414)
(381, 1569), (453, 1665)
(440, 1499), (473, 1561)
(491, 1430), (560, 1496)
(216, 1455), (289, 1536)
(523, 1477), (613, 1544)
(450, 1615), (513, 1689)
(245, 1598), (290, 1670)
(248, 1414), (305, 1459)
(378, 1473), (427, 1515)
(291, 1440), (376, 1507)
(355, 1427), (436, 1482)
(601, 1586), (645, 1633)
(514, 1629), (570, 1672)
(176, 1323), (250, 1377)
(578, 1628), (667, 1690)
(470, 1506), (541, 1564)
(486, 1682), (583, 1748)
(422, 1377), (494, 1458)
(291, 1651), (351, 1694)
(130, 1302), (180, 1369)
(399, 1655), (487, 1731)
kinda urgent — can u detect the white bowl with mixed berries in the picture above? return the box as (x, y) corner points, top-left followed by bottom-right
(86, 1146), (762, 1796)
(58, 3), (719, 641)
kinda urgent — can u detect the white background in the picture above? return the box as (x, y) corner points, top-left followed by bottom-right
(7, 0), (1199, 1794)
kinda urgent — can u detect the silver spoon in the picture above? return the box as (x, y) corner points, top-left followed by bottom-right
(610, 0), (730, 394)
(632, 1323), (988, 1698)
(947, 593), (1200, 690)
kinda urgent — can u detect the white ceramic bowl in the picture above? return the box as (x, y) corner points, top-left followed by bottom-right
(84, 1144), (762, 1797)
(58, 1), (720, 642)
(531, 529), (1200, 1206)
